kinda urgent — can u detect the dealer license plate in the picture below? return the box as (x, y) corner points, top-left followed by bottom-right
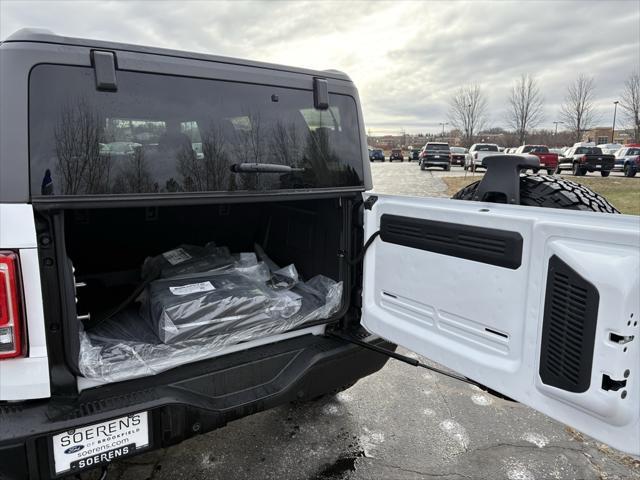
(51, 412), (150, 475)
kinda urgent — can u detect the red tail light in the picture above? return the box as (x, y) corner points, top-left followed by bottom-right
(581, 155), (588, 163)
(635, 156), (640, 166)
(0, 251), (23, 359)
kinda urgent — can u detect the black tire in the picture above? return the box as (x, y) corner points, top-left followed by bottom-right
(572, 163), (581, 176)
(420, 164), (426, 171)
(600, 171), (610, 177)
(444, 165), (451, 171)
(547, 169), (555, 175)
(533, 168), (540, 174)
(624, 164), (636, 177)
(452, 174), (619, 213)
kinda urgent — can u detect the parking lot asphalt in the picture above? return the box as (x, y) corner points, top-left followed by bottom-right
(82, 162), (640, 480)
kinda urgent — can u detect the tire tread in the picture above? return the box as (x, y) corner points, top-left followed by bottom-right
(452, 174), (619, 213)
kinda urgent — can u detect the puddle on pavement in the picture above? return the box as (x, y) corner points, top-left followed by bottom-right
(314, 449), (366, 480)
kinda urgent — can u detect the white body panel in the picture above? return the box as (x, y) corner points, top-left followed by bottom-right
(362, 194), (640, 455)
(0, 203), (50, 400)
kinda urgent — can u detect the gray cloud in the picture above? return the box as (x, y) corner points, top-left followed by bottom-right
(1, 0), (638, 134)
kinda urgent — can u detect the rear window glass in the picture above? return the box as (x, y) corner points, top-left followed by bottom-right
(575, 147), (602, 154)
(626, 148), (640, 155)
(29, 65), (364, 197)
(426, 143), (450, 151)
(529, 146), (549, 153)
(475, 144), (499, 152)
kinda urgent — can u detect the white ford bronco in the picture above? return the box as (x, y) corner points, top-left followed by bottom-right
(0, 29), (638, 479)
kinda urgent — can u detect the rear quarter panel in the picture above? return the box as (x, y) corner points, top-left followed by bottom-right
(0, 203), (50, 400)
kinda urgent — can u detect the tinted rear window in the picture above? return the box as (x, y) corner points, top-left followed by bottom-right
(29, 65), (364, 197)
(475, 144), (499, 152)
(530, 146), (549, 153)
(575, 147), (603, 154)
(426, 144), (450, 151)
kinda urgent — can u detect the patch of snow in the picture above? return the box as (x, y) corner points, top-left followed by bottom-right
(522, 432), (548, 448)
(439, 419), (469, 449)
(471, 393), (493, 406)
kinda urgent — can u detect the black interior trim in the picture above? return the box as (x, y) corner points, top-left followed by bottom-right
(379, 214), (523, 269)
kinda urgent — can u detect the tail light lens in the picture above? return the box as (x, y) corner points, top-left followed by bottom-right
(635, 156), (640, 166)
(581, 155), (588, 163)
(0, 251), (23, 359)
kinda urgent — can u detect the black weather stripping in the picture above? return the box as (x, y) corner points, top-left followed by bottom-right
(539, 255), (599, 393)
(379, 214), (523, 269)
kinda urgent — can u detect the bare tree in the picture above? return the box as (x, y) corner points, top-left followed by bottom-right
(620, 71), (640, 141)
(54, 100), (110, 194)
(447, 84), (488, 146)
(178, 123), (231, 191)
(270, 121), (302, 166)
(507, 74), (544, 145)
(559, 74), (597, 144)
(113, 147), (154, 193)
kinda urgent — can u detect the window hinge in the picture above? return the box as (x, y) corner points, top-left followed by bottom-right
(363, 195), (378, 210)
(91, 50), (118, 92)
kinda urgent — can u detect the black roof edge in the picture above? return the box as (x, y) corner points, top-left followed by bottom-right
(1, 28), (353, 83)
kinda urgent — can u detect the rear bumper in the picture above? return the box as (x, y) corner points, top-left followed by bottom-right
(421, 159), (451, 167)
(582, 162), (614, 171)
(0, 333), (393, 479)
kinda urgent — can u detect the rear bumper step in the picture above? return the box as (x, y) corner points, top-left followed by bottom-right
(0, 333), (393, 479)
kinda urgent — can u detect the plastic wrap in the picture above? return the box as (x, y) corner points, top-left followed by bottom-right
(141, 244), (235, 279)
(145, 262), (303, 344)
(79, 254), (342, 383)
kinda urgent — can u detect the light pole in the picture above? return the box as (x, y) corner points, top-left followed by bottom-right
(553, 121), (563, 136)
(612, 101), (619, 143)
(439, 122), (448, 138)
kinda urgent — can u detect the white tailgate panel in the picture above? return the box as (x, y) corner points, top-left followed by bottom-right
(362, 194), (640, 455)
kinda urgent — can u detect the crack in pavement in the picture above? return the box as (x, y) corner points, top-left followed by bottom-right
(375, 459), (479, 480)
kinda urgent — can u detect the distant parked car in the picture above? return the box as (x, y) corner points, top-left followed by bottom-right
(369, 149), (385, 162)
(597, 143), (623, 155)
(418, 142), (451, 171)
(449, 147), (468, 166)
(514, 145), (558, 175)
(100, 141), (142, 157)
(613, 146), (640, 177)
(466, 143), (500, 171)
(558, 146), (615, 176)
(389, 149), (404, 162)
(408, 148), (420, 161)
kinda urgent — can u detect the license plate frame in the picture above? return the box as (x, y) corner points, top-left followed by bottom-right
(50, 411), (151, 477)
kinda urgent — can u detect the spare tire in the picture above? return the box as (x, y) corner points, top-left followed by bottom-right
(452, 174), (619, 213)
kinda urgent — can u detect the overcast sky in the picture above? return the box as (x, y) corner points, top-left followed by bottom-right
(2, 0), (639, 135)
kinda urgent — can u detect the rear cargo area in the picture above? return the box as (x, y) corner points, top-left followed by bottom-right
(58, 197), (352, 384)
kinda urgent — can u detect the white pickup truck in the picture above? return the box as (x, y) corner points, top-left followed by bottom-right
(465, 143), (501, 170)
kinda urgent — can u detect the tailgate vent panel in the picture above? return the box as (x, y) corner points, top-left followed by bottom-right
(539, 255), (599, 393)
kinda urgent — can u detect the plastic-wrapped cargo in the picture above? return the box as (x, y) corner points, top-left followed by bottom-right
(78, 249), (342, 383)
(144, 262), (303, 344)
(141, 244), (235, 279)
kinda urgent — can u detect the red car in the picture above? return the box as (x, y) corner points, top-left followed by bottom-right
(515, 145), (558, 175)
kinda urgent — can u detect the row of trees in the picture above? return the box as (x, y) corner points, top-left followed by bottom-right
(448, 71), (640, 146)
